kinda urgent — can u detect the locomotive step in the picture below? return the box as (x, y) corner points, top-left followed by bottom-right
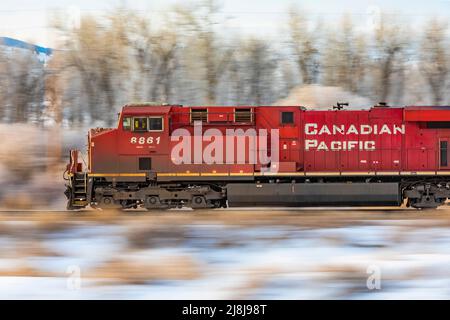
(73, 202), (88, 207)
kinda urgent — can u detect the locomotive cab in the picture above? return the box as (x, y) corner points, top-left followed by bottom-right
(114, 105), (171, 177)
(65, 104), (174, 209)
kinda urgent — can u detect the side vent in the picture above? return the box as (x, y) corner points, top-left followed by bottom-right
(235, 108), (252, 123)
(191, 108), (208, 123)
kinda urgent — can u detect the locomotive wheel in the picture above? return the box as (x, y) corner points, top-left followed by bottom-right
(96, 196), (121, 209)
(145, 196), (164, 209)
(191, 196), (207, 208)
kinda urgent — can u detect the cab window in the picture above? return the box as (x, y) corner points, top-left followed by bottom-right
(149, 117), (164, 131)
(133, 117), (148, 132)
(122, 117), (131, 131)
(281, 111), (294, 124)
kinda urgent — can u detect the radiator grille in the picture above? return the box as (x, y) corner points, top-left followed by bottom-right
(235, 108), (252, 123)
(191, 109), (208, 123)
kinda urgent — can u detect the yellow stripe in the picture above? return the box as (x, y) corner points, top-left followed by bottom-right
(89, 173), (146, 177)
(415, 171), (437, 175)
(176, 173), (200, 177)
(376, 171), (400, 175)
(400, 171), (436, 175)
(154, 171), (450, 177)
(157, 173), (177, 177)
(262, 172), (305, 176)
(305, 172), (341, 176)
(200, 173), (229, 176)
(260, 172), (280, 176)
(341, 172), (375, 176)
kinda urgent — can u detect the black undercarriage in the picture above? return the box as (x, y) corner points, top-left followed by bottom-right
(65, 174), (450, 210)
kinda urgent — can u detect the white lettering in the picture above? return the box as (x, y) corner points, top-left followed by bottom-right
(360, 125), (372, 135)
(379, 124), (392, 135)
(305, 123), (317, 135)
(305, 140), (318, 150)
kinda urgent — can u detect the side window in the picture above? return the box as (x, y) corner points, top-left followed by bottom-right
(281, 111), (294, 124)
(149, 117), (164, 131)
(122, 117), (131, 131)
(133, 117), (148, 132)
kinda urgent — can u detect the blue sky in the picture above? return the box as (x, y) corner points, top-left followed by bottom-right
(1, 0), (450, 47)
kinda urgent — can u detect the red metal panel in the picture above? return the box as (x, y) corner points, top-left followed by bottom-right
(404, 107), (450, 122)
(368, 108), (404, 171)
(90, 129), (118, 173)
(87, 104), (450, 176)
(207, 107), (234, 122)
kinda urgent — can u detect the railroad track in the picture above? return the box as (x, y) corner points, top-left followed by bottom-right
(0, 207), (449, 224)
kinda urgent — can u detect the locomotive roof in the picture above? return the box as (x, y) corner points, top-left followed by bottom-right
(122, 105), (172, 114)
(120, 104), (450, 115)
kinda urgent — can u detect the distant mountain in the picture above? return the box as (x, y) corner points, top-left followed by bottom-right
(0, 36), (52, 56)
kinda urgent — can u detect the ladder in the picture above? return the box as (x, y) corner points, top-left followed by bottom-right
(71, 172), (88, 207)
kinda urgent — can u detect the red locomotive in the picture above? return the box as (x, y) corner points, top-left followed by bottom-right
(65, 103), (450, 210)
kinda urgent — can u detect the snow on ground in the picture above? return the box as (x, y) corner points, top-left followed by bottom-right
(1, 210), (450, 299)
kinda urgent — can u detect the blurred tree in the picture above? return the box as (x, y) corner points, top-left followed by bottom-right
(54, 9), (131, 125)
(223, 53), (245, 105)
(322, 15), (367, 94)
(128, 13), (179, 103)
(373, 15), (408, 103)
(44, 52), (64, 125)
(176, 0), (233, 104)
(44, 52), (64, 171)
(3, 6), (448, 127)
(0, 51), (6, 120)
(242, 38), (277, 105)
(148, 24), (179, 103)
(279, 59), (297, 97)
(5, 52), (45, 123)
(420, 19), (449, 105)
(288, 7), (320, 85)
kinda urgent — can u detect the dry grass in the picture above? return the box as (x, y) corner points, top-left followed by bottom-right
(231, 266), (281, 299)
(126, 225), (187, 249)
(87, 255), (201, 285)
(14, 240), (61, 258)
(0, 263), (55, 277)
(1, 195), (35, 210)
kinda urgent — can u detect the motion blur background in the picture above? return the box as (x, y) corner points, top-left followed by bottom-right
(2, 0), (450, 207)
(1, 0), (450, 299)
(4, 0), (450, 120)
